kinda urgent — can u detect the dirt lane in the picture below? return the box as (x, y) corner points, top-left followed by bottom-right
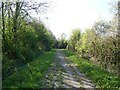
(43, 49), (95, 88)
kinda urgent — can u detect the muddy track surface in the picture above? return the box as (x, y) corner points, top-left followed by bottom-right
(43, 49), (95, 88)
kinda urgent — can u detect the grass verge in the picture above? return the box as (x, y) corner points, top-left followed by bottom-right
(62, 49), (119, 88)
(3, 49), (56, 88)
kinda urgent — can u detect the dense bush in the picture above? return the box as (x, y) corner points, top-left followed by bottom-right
(67, 18), (119, 74)
(1, 2), (56, 80)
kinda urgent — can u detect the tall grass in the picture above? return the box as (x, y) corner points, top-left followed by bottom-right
(3, 50), (56, 88)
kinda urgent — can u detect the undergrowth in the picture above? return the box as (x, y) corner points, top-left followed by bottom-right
(3, 50), (56, 88)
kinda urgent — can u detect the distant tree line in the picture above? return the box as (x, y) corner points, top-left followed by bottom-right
(53, 33), (68, 49)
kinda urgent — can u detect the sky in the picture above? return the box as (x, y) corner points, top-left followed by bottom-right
(34, 0), (115, 39)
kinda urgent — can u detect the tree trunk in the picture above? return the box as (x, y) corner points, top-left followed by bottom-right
(13, 2), (20, 39)
(2, 2), (5, 41)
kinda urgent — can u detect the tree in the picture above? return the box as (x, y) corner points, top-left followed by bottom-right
(57, 33), (68, 49)
(68, 17), (119, 73)
(1, 1), (57, 80)
(92, 20), (111, 36)
(68, 28), (81, 52)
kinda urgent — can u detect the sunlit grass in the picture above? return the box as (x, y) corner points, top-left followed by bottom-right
(3, 50), (56, 88)
(62, 49), (119, 88)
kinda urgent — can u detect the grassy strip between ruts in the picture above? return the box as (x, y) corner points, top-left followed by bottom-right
(62, 49), (120, 89)
(3, 49), (56, 88)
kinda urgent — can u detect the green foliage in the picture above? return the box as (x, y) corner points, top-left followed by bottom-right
(3, 50), (56, 88)
(1, 2), (56, 80)
(2, 19), (56, 79)
(68, 19), (119, 73)
(63, 50), (119, 88)
(57, 33), (68, 49)
(67, 28), (81, 52)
